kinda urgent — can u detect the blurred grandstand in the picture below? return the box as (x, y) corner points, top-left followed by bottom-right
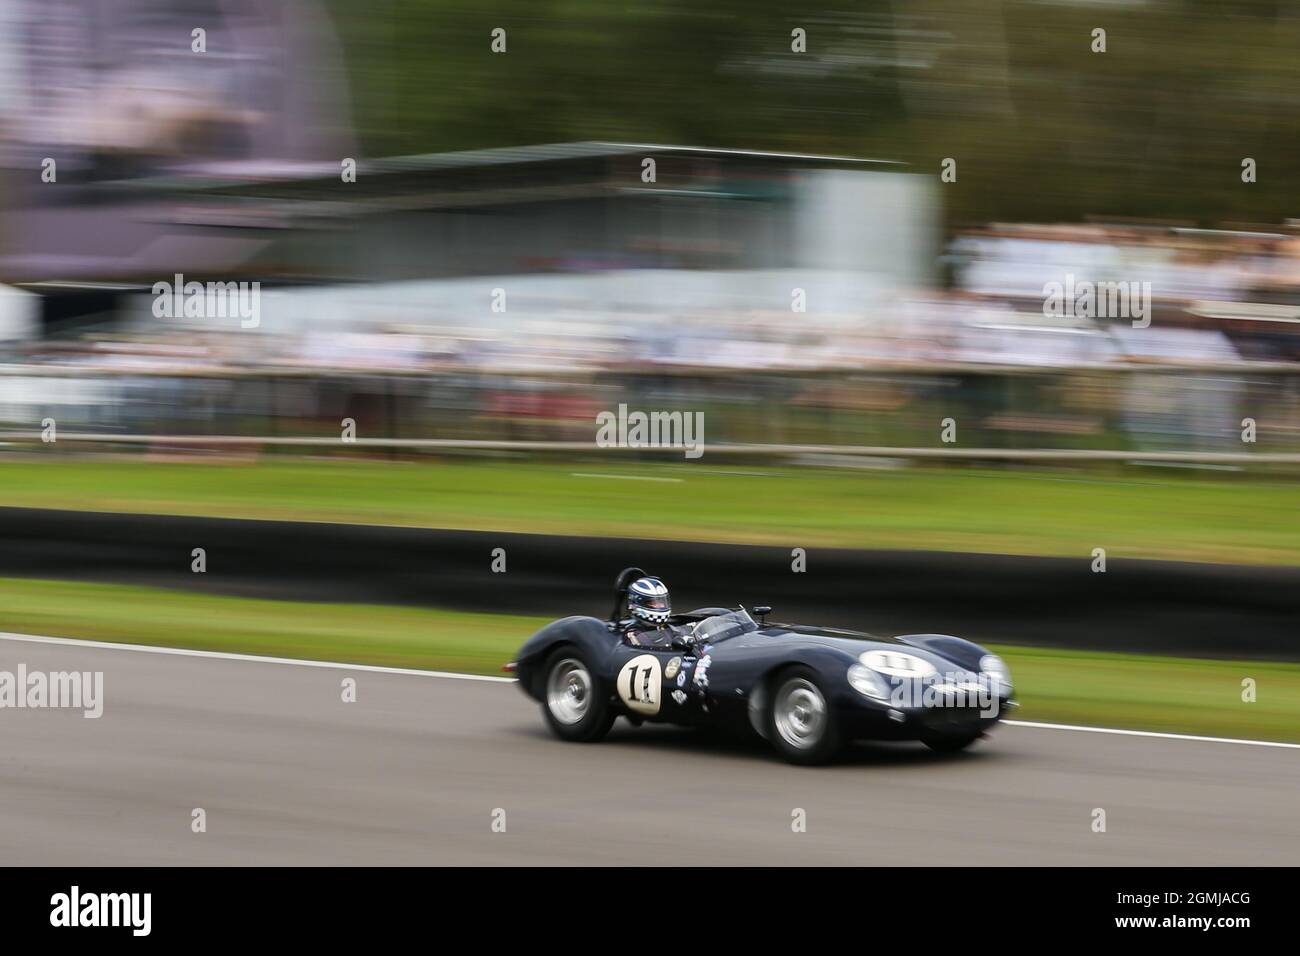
(1, 0), (1299, 459)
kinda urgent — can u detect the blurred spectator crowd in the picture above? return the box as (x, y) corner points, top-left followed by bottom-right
(3, 221), (1300, 457)
(7, 221), (1300, 377)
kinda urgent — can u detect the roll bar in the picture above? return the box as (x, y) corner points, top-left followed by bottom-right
(610, 566), (648, 622)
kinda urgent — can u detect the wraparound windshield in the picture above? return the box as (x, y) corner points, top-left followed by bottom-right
(692, 609), (758, 643)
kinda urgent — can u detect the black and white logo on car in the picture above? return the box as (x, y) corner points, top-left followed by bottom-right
(693, 654), (713, 690)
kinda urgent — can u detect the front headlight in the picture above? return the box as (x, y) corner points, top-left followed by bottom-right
(847, 663), (890, 702)
(980, 654), (1011, 691)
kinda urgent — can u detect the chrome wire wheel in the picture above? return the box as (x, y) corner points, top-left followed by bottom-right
(546, 658), (592, 726)
(773, 677), (827, 750)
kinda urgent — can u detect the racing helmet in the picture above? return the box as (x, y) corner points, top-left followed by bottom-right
(627, 576), (671, 625)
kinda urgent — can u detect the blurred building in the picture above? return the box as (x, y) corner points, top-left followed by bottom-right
(3, 137), (938, 366)
(119, 144), (935, 363)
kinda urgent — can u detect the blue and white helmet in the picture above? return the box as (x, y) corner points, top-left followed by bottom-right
(628, 576), (671, 625)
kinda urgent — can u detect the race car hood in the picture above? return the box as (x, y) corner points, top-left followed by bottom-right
(751, 624), (983, 672)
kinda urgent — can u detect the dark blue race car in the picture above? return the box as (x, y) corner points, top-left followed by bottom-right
(508, 569), (1015, 764)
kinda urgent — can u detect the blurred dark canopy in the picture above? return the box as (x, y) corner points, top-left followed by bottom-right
(328, 0), (1300, 227)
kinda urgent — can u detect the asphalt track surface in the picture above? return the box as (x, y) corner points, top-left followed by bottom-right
(2, 636), (1296, 865)
(4, 507), (1300, 658)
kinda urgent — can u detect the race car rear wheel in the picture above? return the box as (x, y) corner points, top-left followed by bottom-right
(542, 648), (615, 743)
(767, 666), (841, 765)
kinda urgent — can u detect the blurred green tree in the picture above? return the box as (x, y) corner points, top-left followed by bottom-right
(325, 0), (1300, 227)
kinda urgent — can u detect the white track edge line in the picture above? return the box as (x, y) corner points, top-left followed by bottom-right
(1001, 719), (1300, 750)
(0, 631), (516, 682)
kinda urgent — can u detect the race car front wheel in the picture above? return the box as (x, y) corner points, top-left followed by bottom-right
(542, 648), (616, 743)
(767, 666), (841, 765)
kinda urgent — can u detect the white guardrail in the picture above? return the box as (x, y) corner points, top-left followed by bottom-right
(1, 433), (1299, 464)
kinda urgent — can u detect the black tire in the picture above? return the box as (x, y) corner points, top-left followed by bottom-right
(921, 731), (982, 753)
(766, 666), (841, 765)
(540, 647), (616, 743)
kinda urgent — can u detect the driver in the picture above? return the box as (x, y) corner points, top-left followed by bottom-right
(622, 576), (675, 647)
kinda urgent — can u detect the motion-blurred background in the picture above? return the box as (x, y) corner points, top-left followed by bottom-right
(1, 0), (1298, 740)
(2, 0), (1299, 447)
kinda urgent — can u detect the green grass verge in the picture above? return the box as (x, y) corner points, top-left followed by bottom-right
(2, 457), (1299, 564)
(2, 577), (1296, 743)
(0, 577), (539, 677)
